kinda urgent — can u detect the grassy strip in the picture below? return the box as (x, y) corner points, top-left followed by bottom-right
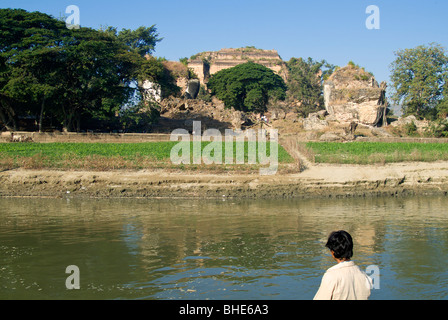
(0, 141), (294, 171)
(304, 141), (448, 164)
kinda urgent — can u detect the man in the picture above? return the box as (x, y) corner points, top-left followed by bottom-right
(314, 230), (372, 300)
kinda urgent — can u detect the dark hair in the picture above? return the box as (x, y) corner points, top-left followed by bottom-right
(325, 230), (353, 260)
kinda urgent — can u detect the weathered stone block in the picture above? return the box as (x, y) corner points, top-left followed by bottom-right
(323, 65), (387, 127)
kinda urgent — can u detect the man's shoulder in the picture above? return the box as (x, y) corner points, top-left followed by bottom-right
(327, 261), (356, 271)
(325, 261), (366, 276)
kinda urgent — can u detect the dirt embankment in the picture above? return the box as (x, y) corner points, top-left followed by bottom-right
(1, 160), (448, 199)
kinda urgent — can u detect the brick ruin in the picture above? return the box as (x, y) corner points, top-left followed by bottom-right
(187, 48), (288, 85)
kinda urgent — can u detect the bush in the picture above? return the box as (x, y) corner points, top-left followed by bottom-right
(404, 121), (418, 136)
(197, 85), (212, 102)
(426, 119), (448, 137)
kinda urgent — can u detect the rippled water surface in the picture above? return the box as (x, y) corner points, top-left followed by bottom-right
(1, 195), (448, 300)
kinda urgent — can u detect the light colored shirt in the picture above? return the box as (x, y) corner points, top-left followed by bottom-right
(314, 261), (372, 300)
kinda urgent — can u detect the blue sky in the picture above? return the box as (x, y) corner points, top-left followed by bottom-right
(1, 0), (447, 84)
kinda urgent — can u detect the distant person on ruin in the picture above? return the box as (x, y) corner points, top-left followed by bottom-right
(314, 230), (372, 300)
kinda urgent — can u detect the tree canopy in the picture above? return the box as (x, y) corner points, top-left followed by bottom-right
(0, 8), (164, 132)
(285, 57), (336, 117)
(207, 62), (287, 113)
(390, 43), (448, 120)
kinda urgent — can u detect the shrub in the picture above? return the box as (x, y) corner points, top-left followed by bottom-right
(404, 121), (418, 136)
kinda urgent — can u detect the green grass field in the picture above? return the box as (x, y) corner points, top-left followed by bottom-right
(305, 141), (448, 164)
(5, 140), (446, 170)
(0, 141), (294, 171)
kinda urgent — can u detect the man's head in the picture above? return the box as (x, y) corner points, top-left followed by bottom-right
(325, 230), (353, 261)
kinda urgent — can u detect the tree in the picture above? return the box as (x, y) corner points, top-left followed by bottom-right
(207, 62), (287, 113)
(286, 57), (336, 117)
(117, 26), (162, 57)
(6, 46), (61, 132)
(437, 84), (448, 118)
(390, 43), (448, 120)
(0, 9), (65, 130)
(52, 27), (138, 132)
(107, 26), (175, 104)
(0, 8), (163, 132)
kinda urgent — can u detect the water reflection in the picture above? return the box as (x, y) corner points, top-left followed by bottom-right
(0, 196), (448, 299)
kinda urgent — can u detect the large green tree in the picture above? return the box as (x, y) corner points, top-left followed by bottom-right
(55, 27), (137, 132)
(0, 9), (65, 130)
(0, 8), (163, 132)
(390, 43), (448, 119)
(207, 62), (286, 113)
(105, 26), (178, 110)
(5, 46), (61, 132)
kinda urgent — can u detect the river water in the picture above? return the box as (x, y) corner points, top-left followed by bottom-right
(1, 195), (448, 300)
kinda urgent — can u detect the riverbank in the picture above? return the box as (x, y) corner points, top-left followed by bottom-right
(1, 160), (448, 199)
